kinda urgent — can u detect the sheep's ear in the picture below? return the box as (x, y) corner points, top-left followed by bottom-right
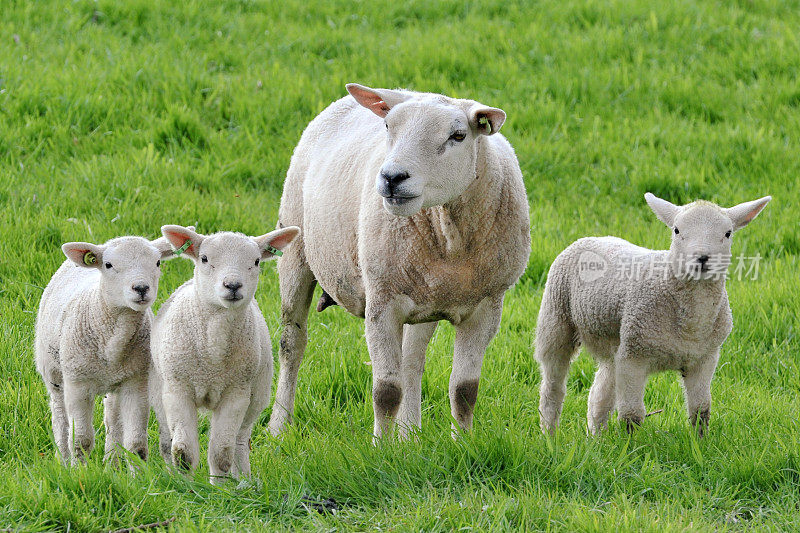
(725, 196), (771, 231)
(644, 193), (680, 228)
(254, 226), (301, 260)
(346, 83), (410, 118)
(62, 242), (104, 269)
(468, 104), (506, 136)
(161, 225), (204, 259)
(150, 237), (177, 260)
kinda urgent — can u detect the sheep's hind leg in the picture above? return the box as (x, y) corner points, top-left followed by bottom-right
(47, 381), (70, 464)
(534, 314), (578, 435)
(267, 245), (316, 437)
(587, 360), (616, 435)
(450, 296), (503, 436)
(683, 352), (719, 437)
(396, 322), (437, 439)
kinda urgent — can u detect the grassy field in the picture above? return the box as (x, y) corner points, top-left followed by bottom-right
(1, 0), (799, 530)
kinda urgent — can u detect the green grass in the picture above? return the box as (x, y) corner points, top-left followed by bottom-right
(1, 0), (799, 530)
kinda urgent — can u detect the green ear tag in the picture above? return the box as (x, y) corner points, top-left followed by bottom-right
(265, 245), (283, 257)
(174, 240), (192, 256)
(478, 116), (491, 134)
(83, 251), (97, 265)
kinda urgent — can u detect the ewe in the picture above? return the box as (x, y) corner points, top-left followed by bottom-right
(151, 225), (299, 484)
(535, 193), (771, 436)
(268, 83), (531, 440)
(35, 236), (174, 464)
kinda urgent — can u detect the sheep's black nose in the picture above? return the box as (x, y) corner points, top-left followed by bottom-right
(381, 170), (410, 185)
(132, 284), (150, 296)
(223, 281), (242, 292)
(697, 255), (709, 265)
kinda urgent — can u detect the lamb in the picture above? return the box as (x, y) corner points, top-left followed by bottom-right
(268, 83), (531, 441)
(35, 235), (175, 464)
(535, 193), (771, 436)
(151, 224), (299, 484)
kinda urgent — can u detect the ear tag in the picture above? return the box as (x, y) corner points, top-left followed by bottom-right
(174, 240), (192, 256)
(83, 251), (97, 265)
(265, 245), (283, 257)
(478, 116), (491, 134)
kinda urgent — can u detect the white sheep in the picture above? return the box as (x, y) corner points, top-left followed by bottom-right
(35, 235), (174, 464)
(268, 83), (531, 440)
(151, 224), (299, 484)
(535, 193), (771, 436)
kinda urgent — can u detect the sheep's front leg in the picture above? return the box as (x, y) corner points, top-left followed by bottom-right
(120, 375), (149, 462)
(162, 385), (199, 474)
(208, 388), (250, 485)
(587, 361), (616, 435)
(682, 352), (719, 437)
(614, 353), (650, 432)
(63, 379), (95, 464)
(396, 322), (437, 439)
(365, 301), (406, 443)
(103, 391), (123, 463)
(450, 296), (503, 435)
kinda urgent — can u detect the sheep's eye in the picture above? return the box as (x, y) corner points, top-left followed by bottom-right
(674, 227), (680, 235)
(725, 230), (731, 238)
(255, 258), (260, 266)
(105, 262), (113, 269)
(450, 131), (466, 142)
(201, 255), (208, 263)
(156, 260), (161, 267)
(385, 122), (388, 130)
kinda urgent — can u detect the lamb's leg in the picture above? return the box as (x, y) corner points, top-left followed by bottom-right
(63, 379), (95, 465)
(149, 370), (172, 464)
(534, 309), (578, 435)
(47, 382), (70, 464)
(615, 353), (650, 432)
(682, 352), (719, 437)
(120, 375), (149, 462)
(103, 391), (123, 464)
(234, 366), (272, 479)
(162, 385), (199, 474)
(396, 322), (437, 439)
(587, 361), (616, 435)
(450, 296), (503, 435)
(208, 388), (249, 486)
(365, 300), (406, 443)
(267, 248), (316, 437)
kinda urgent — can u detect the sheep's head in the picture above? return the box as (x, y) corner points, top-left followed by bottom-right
(62, 236), (174, 311)
(645, 193), (771, 280)
(346, 83), (506, 217)
(161, 225), (300, 309)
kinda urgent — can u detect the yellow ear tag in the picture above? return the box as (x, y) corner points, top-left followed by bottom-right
(478, 116), (491, 134)
(83, 251), (97, 265)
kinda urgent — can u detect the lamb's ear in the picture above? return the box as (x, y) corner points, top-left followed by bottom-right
(161, 225), (204, 260)
(725, 196), (771, 231)
(468, 104), (506, 136)
(254, 226), (301, 260)
(645, 193), (680, 227)
(150, 237), (177, 260)
(62, 242), (104, 269)
(346, 83), (410, 118)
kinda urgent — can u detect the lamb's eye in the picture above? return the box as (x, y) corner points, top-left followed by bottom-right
(450, 131), (466, 142)
(156, 260), (161, 267)
(201, 255), (208, 263)
(674, 227), (680, 235)
(254, 258), (260, 266)
(385, 122), (388, 130)
(725, 230), (731, 238)
(105, 262), (113, 269)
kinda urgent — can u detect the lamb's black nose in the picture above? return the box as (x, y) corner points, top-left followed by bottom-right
(223, 281), (242, 292)
(380, 170), (410, 186)
(132, 284), (149, 296)
(697, 255), (709, 265)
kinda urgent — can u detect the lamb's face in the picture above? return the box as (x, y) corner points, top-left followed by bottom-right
(378, 100), (479, 217)
(669, 204), (734, 280)
(194, 233), (262, 310)
(98, 238), (165, 310)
